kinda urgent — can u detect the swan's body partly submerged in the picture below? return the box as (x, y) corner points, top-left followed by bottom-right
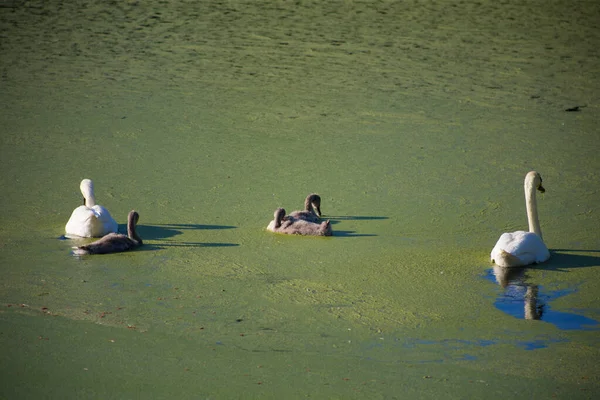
(65, 179), (118, 237)
(267, 208), (332, 236)
(73, 210), (142, 255)
(287, 194), (322, 223)
(491, 171), (550, 267)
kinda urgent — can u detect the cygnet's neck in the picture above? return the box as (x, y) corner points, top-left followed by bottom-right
(127, 212), (143, 244)
(274, 208), (285, 228)
(525, 179), (542, 239)
(305, 194), (320, 216)
(304, 197), (314, 211)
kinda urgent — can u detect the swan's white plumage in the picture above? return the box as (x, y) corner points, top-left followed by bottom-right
(490, 171), (550, 268)
(65, 179), (118, 238)
(65, 205), (118, 237)
(491, 231), (550, 267)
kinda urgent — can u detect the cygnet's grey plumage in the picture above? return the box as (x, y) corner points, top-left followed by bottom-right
(73, 210), (143, 255)
(267, 207), (332, 236)
(287, 193), (322, 223)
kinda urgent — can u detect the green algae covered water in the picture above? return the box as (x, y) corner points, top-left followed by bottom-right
(1, 1), (599, 398)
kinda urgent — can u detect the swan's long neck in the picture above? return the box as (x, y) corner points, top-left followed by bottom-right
(84, 194), (96, 207)
(525, 180), (542, 239)
(81, 180), (97, 207)
(127, 213), (143, 244)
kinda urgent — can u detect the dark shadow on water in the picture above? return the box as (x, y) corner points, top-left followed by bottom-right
(150, 223), (237, 230)
(323, 215), (386, 235)
(527, 249), (600, 272)
(107, 224), (240, 250)
(132, 224), (237, 241)
(326, 215), (389, 221)
(70, 242), (239, 255)
(551, 249), (600, 253)
(483, 264), (599, 331)
(135, 242), (240, 251)
(333, 230), (378, 237)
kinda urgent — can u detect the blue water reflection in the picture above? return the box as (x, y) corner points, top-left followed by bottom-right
(484, 267), (599, 331)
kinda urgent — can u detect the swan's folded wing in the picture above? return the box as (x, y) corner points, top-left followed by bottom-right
(65, 206), (98, 237)
(491, 231), (549, 265)
(510, 232), (550, 264)
(91, 205), (119, 235)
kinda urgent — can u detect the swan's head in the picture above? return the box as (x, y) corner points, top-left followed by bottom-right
(79, 179), (96, 206)
(525, 171), (545, 194)
(306, 194), (322, 217)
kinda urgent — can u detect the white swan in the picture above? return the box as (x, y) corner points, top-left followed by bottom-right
(491, 171), (550, 267)
(65, 179), (118, 238)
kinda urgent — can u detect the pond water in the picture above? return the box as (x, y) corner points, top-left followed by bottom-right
(484, 266), (599, 331)
(1, 1), (599, 398)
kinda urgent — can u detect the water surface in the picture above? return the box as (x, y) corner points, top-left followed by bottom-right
(1, 1), (599, 398)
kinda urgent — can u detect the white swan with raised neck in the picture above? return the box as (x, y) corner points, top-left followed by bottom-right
(491, 171), (550, 267)
(65, 179), (118, 237)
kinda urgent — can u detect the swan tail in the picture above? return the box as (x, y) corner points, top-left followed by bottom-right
(493, 249), (524, 268)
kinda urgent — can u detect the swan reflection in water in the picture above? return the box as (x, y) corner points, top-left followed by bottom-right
(524, 285), (543, 321)
(492, 266), (544, 321)
(488, 266), (598, 330)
